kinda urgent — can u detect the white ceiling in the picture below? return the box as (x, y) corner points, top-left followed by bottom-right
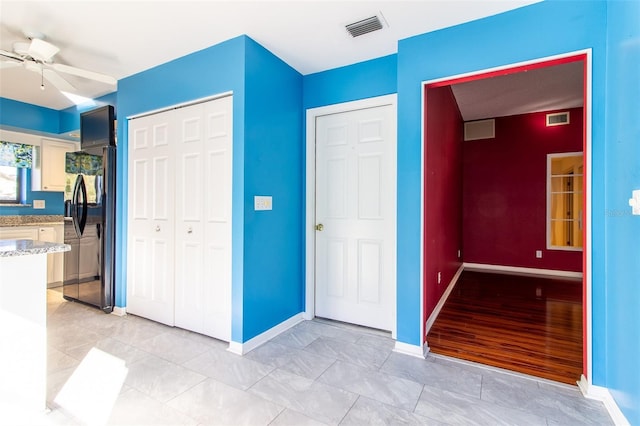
(0, 0), (542, 111)
(2, 1), (584, 124)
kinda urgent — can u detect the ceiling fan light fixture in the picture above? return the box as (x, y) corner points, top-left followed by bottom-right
(28, 38), (60, 62)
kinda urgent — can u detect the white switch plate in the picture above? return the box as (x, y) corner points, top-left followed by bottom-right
(629, 189), (640, 215)
(254, 196), (272, 211)
(33, 200), (45, 209)
(536, 250), (543, 258)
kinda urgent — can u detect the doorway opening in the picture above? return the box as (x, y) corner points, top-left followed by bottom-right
(422, 52), (590, 385)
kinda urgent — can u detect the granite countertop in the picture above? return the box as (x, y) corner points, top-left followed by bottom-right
(0, 239), (70, 257)
(0, 215), (65, 227)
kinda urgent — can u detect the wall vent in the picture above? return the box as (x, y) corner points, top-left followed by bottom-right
(464, 119), (495, 141)
(345, 15), (383, 37)
(546, 111), (570, 126)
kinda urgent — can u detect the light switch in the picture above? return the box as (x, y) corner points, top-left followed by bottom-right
(33, 200), (45, 209)
(536, 250), (543, 258)
(629, 189), (640, 216)
(254, 196), (272, 211)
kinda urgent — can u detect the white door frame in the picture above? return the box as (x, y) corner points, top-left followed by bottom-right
(305, 94), (398, 338)
(421, 49), (593, 386)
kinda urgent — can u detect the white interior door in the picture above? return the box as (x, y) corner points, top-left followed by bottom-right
(315, 104), (396, 331)
(127, 109), (176, 326)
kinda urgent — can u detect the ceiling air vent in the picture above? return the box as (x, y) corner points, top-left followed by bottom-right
(346, 15), (383, 38)
(546, 111), (570, 126)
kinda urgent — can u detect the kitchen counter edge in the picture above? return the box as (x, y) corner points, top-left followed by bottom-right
(0, 239), (71, 257)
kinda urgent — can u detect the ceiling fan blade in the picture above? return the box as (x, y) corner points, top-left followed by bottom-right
(28, 38), (60, 62)
(0, 49), (24, 62)
(43, 68), (76, 92)
(0, 61), (21, 69)
(51, 63), (116, 85)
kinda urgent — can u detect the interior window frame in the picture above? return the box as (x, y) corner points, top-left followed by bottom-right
(546, 151), (584, 252)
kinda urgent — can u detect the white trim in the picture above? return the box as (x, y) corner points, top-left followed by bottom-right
(226, 313), (304, 355)
(584, 50), (593, 386)
(127, 91), (233, 120)
(546, 151), (584, 251)
(419, 82), (426, 350)
(393, 341), (428, 359)
(578, 375), (630, 426)
(463, 262), (583, 279)
(111, 306), (127, 317)
(305, 94), (398, 337)
(425, 264), (464, 336)
(421, 48), (593, 390)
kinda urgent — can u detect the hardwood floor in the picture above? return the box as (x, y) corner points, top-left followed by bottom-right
(427, 271), (583, 384)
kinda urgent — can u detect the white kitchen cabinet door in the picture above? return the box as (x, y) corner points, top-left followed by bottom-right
(37, 227), (56, 285)
(33, 139), (79, 192)
(0, 227), (39, 241)
(127, 108), (176, 326)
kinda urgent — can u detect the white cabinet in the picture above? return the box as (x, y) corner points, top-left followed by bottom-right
(32, 139), (79, 192)
(127, 95), (233, 341)
(0, 224), (64, 286)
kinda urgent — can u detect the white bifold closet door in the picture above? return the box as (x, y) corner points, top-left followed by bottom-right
(127, 95), (232, 341)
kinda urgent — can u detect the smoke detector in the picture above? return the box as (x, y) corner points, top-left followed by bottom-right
(345, 14), (385, 38)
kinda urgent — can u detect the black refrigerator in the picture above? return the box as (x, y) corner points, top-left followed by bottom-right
(63, 105), (116, 313)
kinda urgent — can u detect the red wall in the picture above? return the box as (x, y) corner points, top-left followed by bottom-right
(462, 107), (583, 272)
(424, 86), (464, 329)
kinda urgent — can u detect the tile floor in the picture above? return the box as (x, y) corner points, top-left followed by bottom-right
(37, 289), (612, 425)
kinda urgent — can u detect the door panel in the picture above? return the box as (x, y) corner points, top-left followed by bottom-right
(315, 104), (396, 331)
(127, 110), (176, 326)
(201, 96), (232, 341)
(174, 103), (206, 333)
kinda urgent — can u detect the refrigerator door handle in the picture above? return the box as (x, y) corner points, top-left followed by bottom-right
(72, 175), (82, 237)
(79, 175), (88, 235)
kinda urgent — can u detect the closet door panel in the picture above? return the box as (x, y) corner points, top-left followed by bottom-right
(202, 96), (233, 341)
(127, 110), (176, 326)
(174, 103), (206, 333)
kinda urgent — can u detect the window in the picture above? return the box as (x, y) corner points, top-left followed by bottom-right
(547, 152), (583, 250)
(0, 165), (21, 204)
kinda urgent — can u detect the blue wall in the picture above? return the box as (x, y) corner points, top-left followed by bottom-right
(242, 38), (303, 340)
(117, 35), (303, 343)
(603, 1), (640, 423)
(303, 54), (397, 109)
(0, 98), (60, 134)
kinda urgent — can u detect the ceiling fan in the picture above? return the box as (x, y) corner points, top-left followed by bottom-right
(0, 30), (116, 93)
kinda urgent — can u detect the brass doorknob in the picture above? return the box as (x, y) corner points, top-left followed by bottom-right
(315, 223), (324, 231)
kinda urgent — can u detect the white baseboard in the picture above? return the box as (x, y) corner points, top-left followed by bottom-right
(227, 313), (304, 355)
(578, 375), (630, 426)
(111, 306), (126, 317)
(463, 262), (583, 279)
(393, 341), (428, 359)
(425, 264), (464, 335)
